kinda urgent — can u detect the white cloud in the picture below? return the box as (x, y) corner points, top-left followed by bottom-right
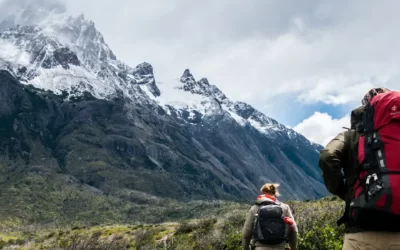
(59, 0), (400, 122)
(293, 112), (350, 146)
(2, 0), (400, 125)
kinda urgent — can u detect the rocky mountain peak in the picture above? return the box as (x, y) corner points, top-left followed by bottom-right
(132, 62), (160, 97)
(0, 3), (328, 206)
(0, 0), (116, 65)
(198, 78), (210, 86)
(0, 25), (81, 71)
(0, 6), (163, 101)
(134, 62), (153, 76)
(57, 14), (117, 63)
(178, 71), (227, 102)
(180, 69), (195, 83)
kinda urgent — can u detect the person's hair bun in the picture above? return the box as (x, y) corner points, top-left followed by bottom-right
(260, 183), (280, 197)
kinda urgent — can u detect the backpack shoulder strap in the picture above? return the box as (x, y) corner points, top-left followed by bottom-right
(256, 198), (278, 206)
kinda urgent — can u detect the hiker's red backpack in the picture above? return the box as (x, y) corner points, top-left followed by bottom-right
(350, 90), (400, 231)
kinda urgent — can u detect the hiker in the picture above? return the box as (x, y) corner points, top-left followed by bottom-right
(242, 183), (298, 250)
(319, 87), (400, 249)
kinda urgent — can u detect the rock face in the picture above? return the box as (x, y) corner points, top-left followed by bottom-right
(0, 0), (329, 208)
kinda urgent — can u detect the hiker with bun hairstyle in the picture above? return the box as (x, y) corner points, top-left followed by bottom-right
(319, 87), (400, 249)
(242, 183), (298, 250)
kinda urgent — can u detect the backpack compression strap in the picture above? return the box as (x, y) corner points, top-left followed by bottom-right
(360, 102), (385, 171)
(351, 100), (387, 209)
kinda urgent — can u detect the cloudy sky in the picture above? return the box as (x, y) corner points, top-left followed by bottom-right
(2, 0), (399, 146)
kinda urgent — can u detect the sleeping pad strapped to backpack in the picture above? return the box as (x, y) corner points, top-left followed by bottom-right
(350, 90), (400, 231)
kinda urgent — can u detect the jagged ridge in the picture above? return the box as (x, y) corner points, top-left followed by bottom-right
(0, 0), (328, 208)
(0, 4), (321, 150)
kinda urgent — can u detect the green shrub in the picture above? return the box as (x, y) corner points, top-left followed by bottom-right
(173, 199), (345, 250)
(15, 238), (26, 245)
(57, 232), (129, 250)
(299, 224), (343, 250)
(290, 199), (345, 250)
(175, 221), (197, 235)
(134, 227), (166, 249)
(175, 218), (217, 236)
(225, 231), (242, 250)
(0, 240), (7, 248)
(0, 197), (346, 250)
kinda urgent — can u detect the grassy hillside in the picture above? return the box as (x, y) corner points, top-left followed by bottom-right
(0, 197), (345, 250)
(0, 158), (251, 228)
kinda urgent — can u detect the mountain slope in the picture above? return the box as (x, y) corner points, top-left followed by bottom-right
(0, 0), (329, 223)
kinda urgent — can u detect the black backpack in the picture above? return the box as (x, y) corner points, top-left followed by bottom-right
(252, 201), (288, 245)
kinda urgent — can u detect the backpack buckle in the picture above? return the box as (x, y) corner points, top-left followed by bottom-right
(366, 175), (372, 185)
(366, 173), (383, 197)
(366, 173), (377, 185)
(368, 183), (383, 196)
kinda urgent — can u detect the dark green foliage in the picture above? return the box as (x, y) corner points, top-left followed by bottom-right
(15, 238), (25, 245)
(153, 198), (345, 250)
(135, 227), (164, 249)
(175, 218), (217, 236)
(0, 240), (6, 248)
(286, 199), (345, 250)
(57, 232), (129, 250)
(225, 232), (242, 250)
(175, 221), (196, 235)
(0, 198), (345, 250)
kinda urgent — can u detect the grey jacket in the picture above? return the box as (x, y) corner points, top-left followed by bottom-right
(242, 196), (298, 250)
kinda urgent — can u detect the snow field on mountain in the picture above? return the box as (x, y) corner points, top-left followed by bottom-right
(0, 40), (30, 66)
(0, 5), (323, 151)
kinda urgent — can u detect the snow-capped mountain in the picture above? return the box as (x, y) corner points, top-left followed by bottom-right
(0, 0), (328, 205)
(0, 0), (321, 148)
(160, 69), (312, 140)
(0, 17), (160, 103)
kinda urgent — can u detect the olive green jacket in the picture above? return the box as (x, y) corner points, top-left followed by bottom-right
(318, 106), (366, 231)
(319, 106), (363, 203)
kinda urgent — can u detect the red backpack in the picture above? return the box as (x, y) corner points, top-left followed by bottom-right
(349, 90), (400, 231)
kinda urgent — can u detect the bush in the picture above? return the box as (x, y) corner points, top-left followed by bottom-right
(135, 229), (155, 249)
(15, 238), (26, 245)
(56, 232), (129, 250)
(175, 221), (197, 235)
(0, 197), (346, 250)
(288, 199), (345, 250)
(299, 225), (343, 250)
(225, 231), (242, 250)
(175, 218), (217, 236)
(0, 240), (7, 249)
(169, 199), (345, 250)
